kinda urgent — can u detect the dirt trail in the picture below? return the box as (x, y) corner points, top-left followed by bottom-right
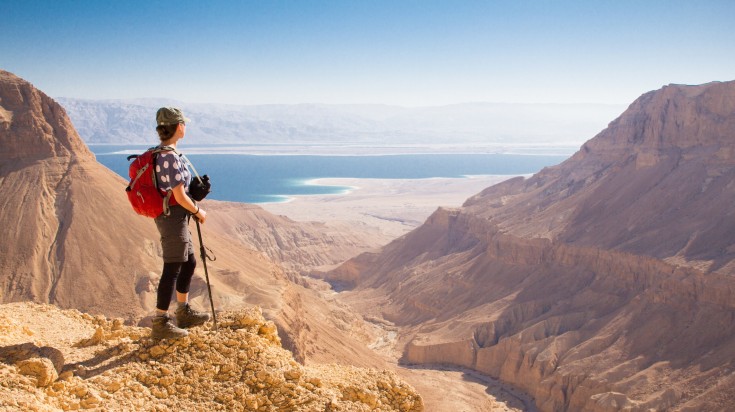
(398, 366), (536, 412)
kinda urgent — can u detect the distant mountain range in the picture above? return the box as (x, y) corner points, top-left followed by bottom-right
(57, 97), (624, 150)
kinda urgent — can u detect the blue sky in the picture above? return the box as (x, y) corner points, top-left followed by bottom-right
(2, 0), (734, 106)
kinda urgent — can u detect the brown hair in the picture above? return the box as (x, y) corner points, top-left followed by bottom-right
(156, 124), (179, 142)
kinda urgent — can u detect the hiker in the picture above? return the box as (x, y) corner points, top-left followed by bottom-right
(150, 107), (211, 339)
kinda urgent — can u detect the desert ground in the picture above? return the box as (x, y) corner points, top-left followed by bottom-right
(262, 175), (537, 412)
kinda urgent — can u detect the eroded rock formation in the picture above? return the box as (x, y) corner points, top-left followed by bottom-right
(330, 81), (735, 411)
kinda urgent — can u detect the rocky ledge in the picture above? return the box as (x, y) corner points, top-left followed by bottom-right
(0, 302), (423, 411)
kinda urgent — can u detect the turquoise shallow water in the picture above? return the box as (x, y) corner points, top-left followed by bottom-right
(91, 145), (568, 203)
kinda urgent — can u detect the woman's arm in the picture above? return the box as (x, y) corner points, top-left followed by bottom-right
(171, 182), (207, 223)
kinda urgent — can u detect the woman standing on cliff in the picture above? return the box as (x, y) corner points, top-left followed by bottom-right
(150, 107), (210, 339)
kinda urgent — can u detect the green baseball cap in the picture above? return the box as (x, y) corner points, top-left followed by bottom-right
(156, 107), (191, 126)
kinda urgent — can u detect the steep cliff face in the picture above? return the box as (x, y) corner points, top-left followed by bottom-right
(0, 70), (155, 317)
(331, 81), (735, 411)
(393, 210), (735, 411)
(465, 81), (735, 272)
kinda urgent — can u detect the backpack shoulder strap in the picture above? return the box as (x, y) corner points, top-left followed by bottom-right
(157, 145), (202, 182)
(153, 145), (179, 155)
(127, 145), (176, 161)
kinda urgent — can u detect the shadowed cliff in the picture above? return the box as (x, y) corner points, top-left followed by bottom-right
(327, 81), (735, 411)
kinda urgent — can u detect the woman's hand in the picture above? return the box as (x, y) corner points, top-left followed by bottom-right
(194, 208), (207, 224)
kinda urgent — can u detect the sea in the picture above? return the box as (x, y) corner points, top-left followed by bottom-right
(90, 144), (571, 204)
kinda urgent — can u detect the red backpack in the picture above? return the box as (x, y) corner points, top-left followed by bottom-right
(125, 146), (179, 218)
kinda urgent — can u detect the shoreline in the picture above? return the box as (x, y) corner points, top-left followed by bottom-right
(260, 175), (519, 240)
(258, 176), (507, 205)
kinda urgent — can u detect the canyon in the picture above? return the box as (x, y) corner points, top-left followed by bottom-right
(3, 67), (735, 411)
(325, 81), (735, 411)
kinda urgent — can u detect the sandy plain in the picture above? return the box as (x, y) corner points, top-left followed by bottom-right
(261, 175), (537, 412)
(261, 175), (519, 241)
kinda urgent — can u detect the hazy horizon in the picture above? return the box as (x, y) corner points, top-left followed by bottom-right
(60, 97), (626, 149)
(57, 95), (628, 109)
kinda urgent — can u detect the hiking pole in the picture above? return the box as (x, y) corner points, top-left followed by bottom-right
(195, 219), (218, 330)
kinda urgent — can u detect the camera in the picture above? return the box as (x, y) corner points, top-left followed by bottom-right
(189, 174), (211, 201)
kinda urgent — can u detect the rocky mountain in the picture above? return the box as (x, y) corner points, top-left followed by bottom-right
(57, 96), (623, 149)
(464, 81), (735, 271)
(0, 302), (422, 411)
(0, 69), (398, 377)
(0, 69), (151, 318)
(327, 81), (735, 411)
(1, 69), (429, 410)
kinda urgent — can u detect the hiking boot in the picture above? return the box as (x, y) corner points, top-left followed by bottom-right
(175, 303), (210, 329)
(151, 313), (189, 340)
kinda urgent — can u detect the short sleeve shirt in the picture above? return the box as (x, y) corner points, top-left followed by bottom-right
(155, 150), (191, 192)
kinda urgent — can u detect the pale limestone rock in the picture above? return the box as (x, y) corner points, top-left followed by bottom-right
(15, 358), (58, 387)
(1, 304), (423, 411)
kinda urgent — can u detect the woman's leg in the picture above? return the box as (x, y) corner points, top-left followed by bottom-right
(173, 252), (210, 328)
(156, 262), (183, 313)
(175, 253), (197, 303)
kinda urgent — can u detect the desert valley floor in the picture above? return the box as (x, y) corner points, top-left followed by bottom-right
(261, 175), (538, 411)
